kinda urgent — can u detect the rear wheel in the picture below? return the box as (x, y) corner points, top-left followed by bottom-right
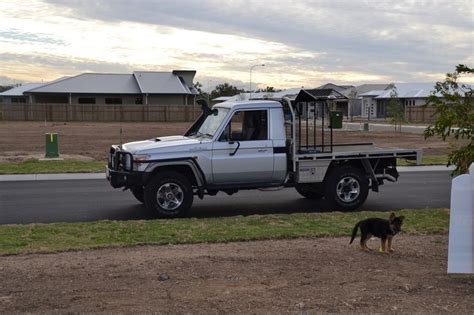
(324, 166), (369, 211)
(144, 171), (193, 218)
(295, 183), (324, 200)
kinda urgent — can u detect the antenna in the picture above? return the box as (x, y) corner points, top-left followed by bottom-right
(119, 127), (123, 149)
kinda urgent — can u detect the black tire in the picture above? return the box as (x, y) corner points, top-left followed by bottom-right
(295, 183), (324, 200)
(144, 171), (193, 218)
(324, 166), (369, 211)
(130, 186), (144, 203)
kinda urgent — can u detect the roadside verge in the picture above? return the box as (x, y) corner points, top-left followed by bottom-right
(0, 208), (449, 256)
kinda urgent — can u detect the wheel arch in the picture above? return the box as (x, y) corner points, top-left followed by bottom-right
(144, 159), (206, 189)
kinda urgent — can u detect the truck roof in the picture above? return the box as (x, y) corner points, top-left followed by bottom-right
(214, 100), (282, 110)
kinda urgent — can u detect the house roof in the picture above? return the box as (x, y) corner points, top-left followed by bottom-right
(0, 83), (45, 96)
(27, 74), (141, 94)
(26, 71), (197, 95)
(375, 83), (437, 99)
(295, 89), (348, 102)
(318, 83), (355, 92)
(359, 89), (390, 97)
(341, 84), (391, 97)
(133, 71), (197, 94)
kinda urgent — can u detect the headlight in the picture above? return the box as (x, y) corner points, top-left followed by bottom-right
(133, 154), (151, 164)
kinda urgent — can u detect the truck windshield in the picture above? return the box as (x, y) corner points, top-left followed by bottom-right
(193, 108), (229, 138)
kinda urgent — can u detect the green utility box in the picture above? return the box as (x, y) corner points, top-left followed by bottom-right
(329, 111), (343, 129)
(45, 133), (59, 158)
(363, 122), (369, 131)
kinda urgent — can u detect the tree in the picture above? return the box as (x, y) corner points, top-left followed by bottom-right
(387, 84), (404, 132)
(424, 64), (473, 175)
(0, 85), (13, 93)
(194, 81), (209, 99)
(256, 86), (280, 93)
(210, 83), (244, 100)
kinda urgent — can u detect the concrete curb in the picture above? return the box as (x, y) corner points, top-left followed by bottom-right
(0, 165), (454, 182)
(0, 173), (105, 182)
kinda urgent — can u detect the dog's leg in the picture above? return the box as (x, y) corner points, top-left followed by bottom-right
(360, 238), (368, 251)
(387, 236), (394, 252)
(360, 233), (370, 252)
(380, 238), (388, 253)
(364, 234), (373, 251)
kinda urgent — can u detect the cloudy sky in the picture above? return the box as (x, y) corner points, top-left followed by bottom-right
(0, 0), (472, 90)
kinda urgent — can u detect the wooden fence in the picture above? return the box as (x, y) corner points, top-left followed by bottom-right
(0, 103), (202, 122)
(0, 103), (439, 123)
(406, 106), (438, 123)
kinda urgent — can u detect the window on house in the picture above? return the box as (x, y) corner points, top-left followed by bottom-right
(11, 97), (27, 103)
(78, 98), (96, 104)
(135, 98), (143, 104)
(105, 98), (122, 104)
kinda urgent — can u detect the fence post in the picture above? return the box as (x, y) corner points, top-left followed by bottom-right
(184, 105), (189, 121)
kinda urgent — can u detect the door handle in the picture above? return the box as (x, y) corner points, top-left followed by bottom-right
(229, 140), (240, 156)
(258, 149), (269, 152)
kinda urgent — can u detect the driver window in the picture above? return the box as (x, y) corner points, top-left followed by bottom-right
(219, 110), (268, 141)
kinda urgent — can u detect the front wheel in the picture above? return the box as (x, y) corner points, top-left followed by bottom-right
(144, 171), (193, 218)
(130, 186), (144, 203)
(324, 166), (369, 211)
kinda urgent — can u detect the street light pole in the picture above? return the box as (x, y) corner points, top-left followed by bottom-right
(249, 64), (265, 100)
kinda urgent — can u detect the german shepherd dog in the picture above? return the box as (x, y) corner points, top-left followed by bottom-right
(350, 213), (405, 253)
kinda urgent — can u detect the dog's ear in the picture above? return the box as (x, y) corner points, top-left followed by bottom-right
(389, 212), (396, 221)
(399, 215), (405, 222)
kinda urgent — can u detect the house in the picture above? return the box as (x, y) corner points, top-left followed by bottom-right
(359, 83), (436, 118)
(341, 84), (392, 117)
(318, 83), (355, 93)
(1, 70), (198, 105)
(0, 83), (45, 104)
(294, 89), (348, 119)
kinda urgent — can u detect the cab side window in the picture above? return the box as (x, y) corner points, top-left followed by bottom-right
(219, 110), (268, 141)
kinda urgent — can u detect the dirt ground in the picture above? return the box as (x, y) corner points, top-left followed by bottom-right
(0, 121), (452, 161)
(0, 235), (472, 313)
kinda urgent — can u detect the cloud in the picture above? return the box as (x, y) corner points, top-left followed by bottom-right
(0, 29), (66, 45)
(1, 0), (472, 87)
(42, 0), (472, 81)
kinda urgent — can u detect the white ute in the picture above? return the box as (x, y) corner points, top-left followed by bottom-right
(106, 98), (421, 218)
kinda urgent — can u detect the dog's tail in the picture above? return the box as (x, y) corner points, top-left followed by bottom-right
(349, 221), (360, 244)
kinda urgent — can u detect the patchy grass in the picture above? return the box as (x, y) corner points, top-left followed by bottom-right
(399, 155), (449, 166)
(0, 208), (449, 256)
(0, 159), (105, 174)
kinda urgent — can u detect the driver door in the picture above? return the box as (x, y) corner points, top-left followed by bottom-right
(212, 109), (274, 184)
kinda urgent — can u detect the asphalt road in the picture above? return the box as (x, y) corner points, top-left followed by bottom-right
(0, 171), (451, 225)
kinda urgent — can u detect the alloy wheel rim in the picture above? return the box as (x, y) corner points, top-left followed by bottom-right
(336, 176), (360, 203)
(157, 183), (184, 211)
